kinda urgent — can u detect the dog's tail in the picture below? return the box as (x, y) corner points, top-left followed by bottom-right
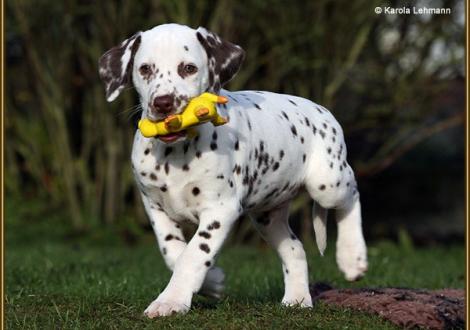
(312, 202), (328, 256)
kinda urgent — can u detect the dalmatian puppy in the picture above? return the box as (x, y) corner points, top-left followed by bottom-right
(99, 23), (367, 317)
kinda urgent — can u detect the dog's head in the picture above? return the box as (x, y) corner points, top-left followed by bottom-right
(99, 24), (244, 142)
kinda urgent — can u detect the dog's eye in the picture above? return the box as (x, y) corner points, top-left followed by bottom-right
(184, 64), (198, 74)
(139, 64), (151, 75)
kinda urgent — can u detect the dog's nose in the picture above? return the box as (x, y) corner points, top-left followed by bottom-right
(153, 95), (174, 114)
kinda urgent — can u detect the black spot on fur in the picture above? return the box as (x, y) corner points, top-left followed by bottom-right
(162, 248), (167, 255)
(288, 99), (297, 106)
(319, 185), (326, 190)
(280, 150), (285, 160)
(164, 147), (173, 157)
(327, 147), (332, 154)
(196, 150), (202, 158)
(144, 148), (150, 155)
(150, 173), (157, 180)
(300, 137), (304, 144)
(319, 130), (326, 139)
(205, 261), (211, 267)
(217, 174), (224, 179)
(160, 185), (168, 192)
(304, 117), (310, 127)
(272, 162), (280, 171)
(212, 131), (218, 140)
(183, 142), (190, 154)
(165, 234), (174, 241)
(140, 172), (146, 176)
(254, 103), (261, 110)
(198, 231), (211, 239)
(210, 142), (218, 150)
(281, 111), (289, 120)
(303, 154), (306, 163)
(290, 125), (297, 136)
(234, 139), (239, 150)
(182, 164), (190, 171)
(265, 188), (278, 199)
(199, 243), (210, 253)
(207, 221), (221, 230)
(192, 187), (200, 196)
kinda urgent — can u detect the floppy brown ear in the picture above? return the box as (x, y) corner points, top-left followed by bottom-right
(196, 27), (245, 92)
(98, 32), (142, 102)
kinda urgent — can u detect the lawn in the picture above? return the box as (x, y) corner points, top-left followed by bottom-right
(5, 211), (465, 329)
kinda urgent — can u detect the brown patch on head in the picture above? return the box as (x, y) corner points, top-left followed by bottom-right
(177, 62), (198, 79)
(139, 63), (156, 83)
(177, 62), (187, 79)
(196, 27), (245, 92)
(174, 94), (189, 111)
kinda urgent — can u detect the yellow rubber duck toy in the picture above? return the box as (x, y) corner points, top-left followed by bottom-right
(138, 92), (229, 138)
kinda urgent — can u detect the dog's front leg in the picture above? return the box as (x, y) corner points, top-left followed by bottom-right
(144, 204), (240, 318)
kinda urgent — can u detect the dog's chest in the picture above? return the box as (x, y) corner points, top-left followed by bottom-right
(131, 132), (233, 223)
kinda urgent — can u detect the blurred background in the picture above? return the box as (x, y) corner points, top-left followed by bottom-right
(5, 0), (465, 247)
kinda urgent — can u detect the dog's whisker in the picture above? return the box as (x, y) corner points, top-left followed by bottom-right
(118, 104), (142, 116)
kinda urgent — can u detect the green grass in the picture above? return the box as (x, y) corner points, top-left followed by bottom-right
(5, 215), (465, 329)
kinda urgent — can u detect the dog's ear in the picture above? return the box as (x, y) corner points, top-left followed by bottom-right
(196, 27), (245, 92)
(98, 32), (142, 102)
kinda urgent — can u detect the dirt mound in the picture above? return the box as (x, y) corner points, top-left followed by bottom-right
(310, 282), (465, 329)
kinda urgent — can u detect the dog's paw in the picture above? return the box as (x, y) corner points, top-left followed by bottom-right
(143, 298), (190, 318)
(282, 294), (313, 308)
(336, 240), (368, 281)
(199, 266), (225, 299)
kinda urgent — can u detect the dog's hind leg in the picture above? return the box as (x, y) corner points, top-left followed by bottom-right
(250, 202), (312, 307)
(304, 152), (368, 281)
(335, 193), (368, 281)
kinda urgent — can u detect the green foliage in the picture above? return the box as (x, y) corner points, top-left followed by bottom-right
(6, 0), (464, 231)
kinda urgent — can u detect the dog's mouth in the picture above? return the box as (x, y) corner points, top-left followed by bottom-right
(157, 130), (187, 143)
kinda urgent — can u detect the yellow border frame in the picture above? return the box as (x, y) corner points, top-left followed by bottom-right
(465, 0), (469, 325)
(1, 0), (4, 328)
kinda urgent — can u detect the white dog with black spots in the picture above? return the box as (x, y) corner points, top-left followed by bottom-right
(99, 23), (368, 317)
